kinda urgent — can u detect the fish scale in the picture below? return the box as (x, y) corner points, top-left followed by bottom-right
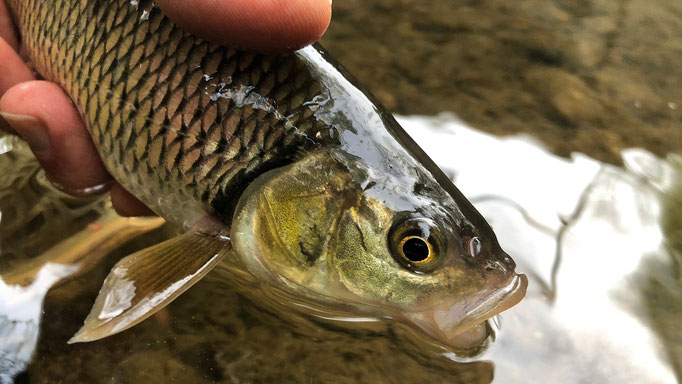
(7, 0), (329, 227)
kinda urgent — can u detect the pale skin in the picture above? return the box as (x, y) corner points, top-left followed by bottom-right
(0, 0), (332, 216)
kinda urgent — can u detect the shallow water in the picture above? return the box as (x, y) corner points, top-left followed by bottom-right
(1, 115), (680, 382)
(320, 0), (682, 165)
(401, 115), (681, 383)
(2, 0), (682, 382)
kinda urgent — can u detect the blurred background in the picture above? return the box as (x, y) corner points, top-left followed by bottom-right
(321, 0), (681, 165)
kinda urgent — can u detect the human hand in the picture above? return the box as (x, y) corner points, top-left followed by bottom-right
(0, 0), (332, 216)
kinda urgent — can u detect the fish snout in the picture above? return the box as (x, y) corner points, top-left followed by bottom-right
(461, 236), (517, 277)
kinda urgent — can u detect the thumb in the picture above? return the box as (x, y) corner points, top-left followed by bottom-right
(155, 0), (332, 53)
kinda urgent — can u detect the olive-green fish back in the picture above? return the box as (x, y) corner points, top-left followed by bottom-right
(8, 0), (329, 226)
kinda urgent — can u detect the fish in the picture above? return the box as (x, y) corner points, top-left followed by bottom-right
(4, 0), (528, 347)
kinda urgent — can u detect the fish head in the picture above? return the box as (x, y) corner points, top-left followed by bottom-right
(232, 147), (527, 349)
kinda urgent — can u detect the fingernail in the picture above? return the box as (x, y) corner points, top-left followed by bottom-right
(0, 112), (50, 153)
(49, 177), (114, 197)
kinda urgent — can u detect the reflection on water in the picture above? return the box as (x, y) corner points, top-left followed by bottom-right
(0, 115), (679, 382)
(399, 114), (680, 383)
(0, 135), (166, 383)
(0, 263), (77, 382)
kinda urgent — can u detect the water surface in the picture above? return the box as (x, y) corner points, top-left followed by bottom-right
(1, 116), (679, 382)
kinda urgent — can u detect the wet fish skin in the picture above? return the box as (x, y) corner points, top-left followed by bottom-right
(7, 0), (328, 228)
(7, 0), (528, 347)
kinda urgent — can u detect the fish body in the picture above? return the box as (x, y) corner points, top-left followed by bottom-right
(9, 0), (330, 228)
(6, 0), (527, 348)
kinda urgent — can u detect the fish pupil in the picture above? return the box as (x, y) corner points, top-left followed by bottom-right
(402, 237), (430, 262)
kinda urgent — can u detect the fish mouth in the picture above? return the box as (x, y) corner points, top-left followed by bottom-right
(407, 273), (528, 349)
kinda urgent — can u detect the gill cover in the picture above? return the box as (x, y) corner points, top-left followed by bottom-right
(231, 150), (353, 293)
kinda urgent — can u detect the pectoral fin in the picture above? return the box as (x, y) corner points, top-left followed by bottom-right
(69, 231), (230, 343)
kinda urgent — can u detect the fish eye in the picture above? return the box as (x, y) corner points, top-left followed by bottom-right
(400, 236), (433, 263)
(389, 218), (445, 272)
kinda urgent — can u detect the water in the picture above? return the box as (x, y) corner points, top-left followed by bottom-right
(1, 0), (682, 382)
(401, 114), (681, 383)
(1, 114), (679, 382)
(320, 0), (682, 165)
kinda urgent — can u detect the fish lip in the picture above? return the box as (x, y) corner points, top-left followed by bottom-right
(437, 273), (528, 339)
(407, 272), (528, 347)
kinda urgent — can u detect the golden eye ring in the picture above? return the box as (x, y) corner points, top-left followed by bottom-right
(389, 217), (445, 273)
(399, 235), (435, 264)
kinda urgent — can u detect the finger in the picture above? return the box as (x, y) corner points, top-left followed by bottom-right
(111, 183), (156, 217)
(156, 0), (332, 53)
(0, 37), (34, 97)
(0, 0), (20, 51)
(0, 81), (113, 193)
